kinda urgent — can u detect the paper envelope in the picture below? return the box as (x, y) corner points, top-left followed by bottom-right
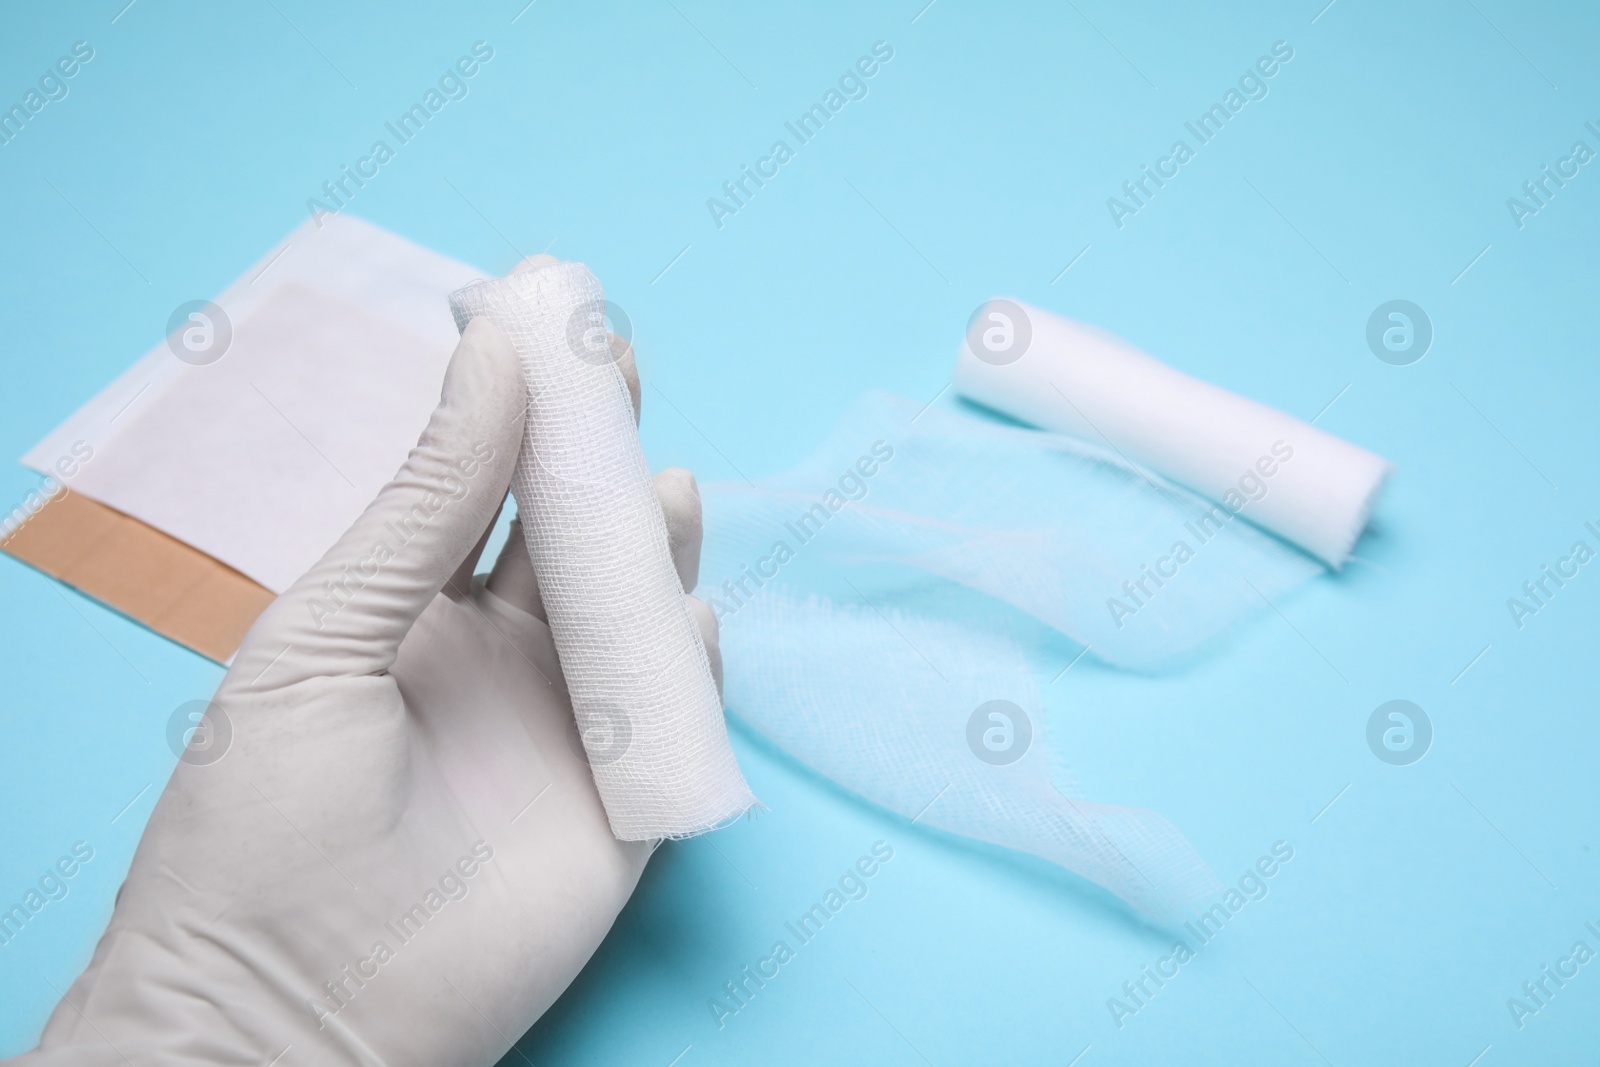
(4, 215), (487, 663)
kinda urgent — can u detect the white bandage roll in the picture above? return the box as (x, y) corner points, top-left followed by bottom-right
(451, 263), (754, 841)
(954, 299), (1391, 568)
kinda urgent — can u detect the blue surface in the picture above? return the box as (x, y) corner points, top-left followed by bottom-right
(2, 1), (1597, 1063)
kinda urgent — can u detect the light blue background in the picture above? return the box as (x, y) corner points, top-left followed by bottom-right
(2, 1), (1597, 1063)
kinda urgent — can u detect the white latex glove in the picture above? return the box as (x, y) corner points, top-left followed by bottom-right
(8, 258), (719, 1067)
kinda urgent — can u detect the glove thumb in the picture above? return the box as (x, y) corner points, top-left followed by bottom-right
(235, 317), (525, 683)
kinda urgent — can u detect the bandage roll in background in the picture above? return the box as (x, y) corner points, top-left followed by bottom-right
(954, 300), (1392, 568)
(451, 264), (754, 841)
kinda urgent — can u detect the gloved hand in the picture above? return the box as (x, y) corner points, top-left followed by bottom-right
(8, 257), (719, 1067)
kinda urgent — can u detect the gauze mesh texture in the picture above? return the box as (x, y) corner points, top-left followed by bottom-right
(718, 589), (1222, 919)
(697, 391), (1325, 915)
(700, 392), (1322, 672)
(450, 264), (754, 841)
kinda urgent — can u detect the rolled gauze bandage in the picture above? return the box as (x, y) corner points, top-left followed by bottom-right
(450, 263), (754, 840)
(954, 299), (1391, 568)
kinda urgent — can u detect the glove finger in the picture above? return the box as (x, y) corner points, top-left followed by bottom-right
(444, 490), (508, 601)
(483, 515), (545, 622)
(654, 468), (702, 592)
(235, 317), (525, 684)
(612, 332), (640, 425)
(687, 593), (722, 699)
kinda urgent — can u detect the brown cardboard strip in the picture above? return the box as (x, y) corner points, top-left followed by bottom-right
(1, 490), (274, 664)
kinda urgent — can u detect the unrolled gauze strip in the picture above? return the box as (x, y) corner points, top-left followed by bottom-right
(954, 300), (1391, 568)
(450, 263), (754, 841)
